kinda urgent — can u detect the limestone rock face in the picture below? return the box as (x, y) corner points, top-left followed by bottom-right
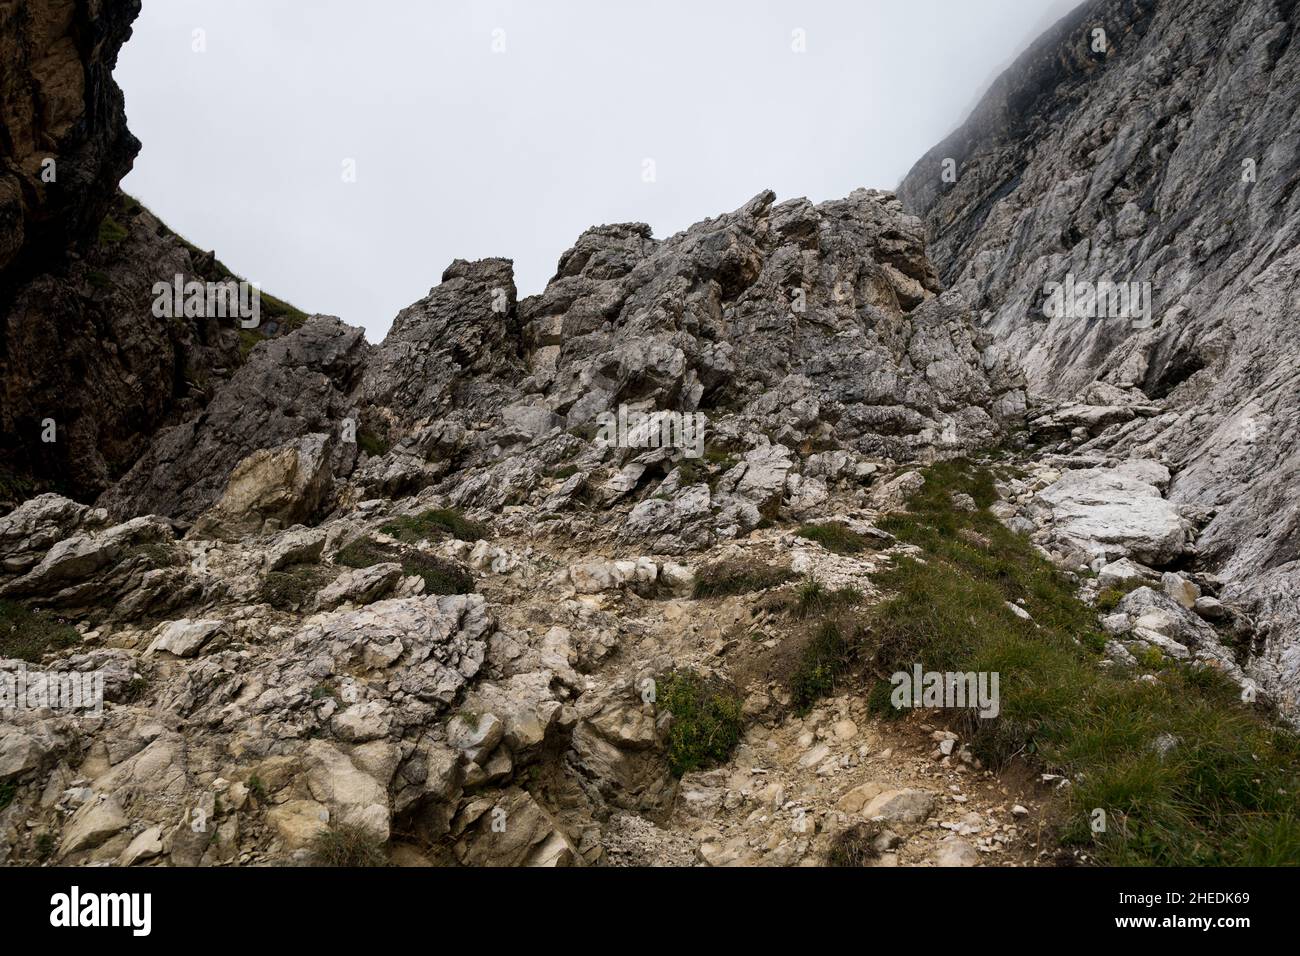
(146, 619), (225, 659)
(901, 0), (1300, 715)
(0, 511), (195, 620)
(360, 257), (523, 430)
(60, 795), (129, 855)
(452, 787), (579, 867)
(517, 188), (1022, 462)
(90, 185), (1017, 542)
(0, 494), (110, 574)
(192, 434), (336, 539)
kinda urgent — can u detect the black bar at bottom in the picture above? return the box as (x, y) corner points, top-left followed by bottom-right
(0, 865), (1283, 943)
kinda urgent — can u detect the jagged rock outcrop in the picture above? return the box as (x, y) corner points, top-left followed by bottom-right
(0, 497), (197, 621)
(516, 188), (1022, 461)
(900, 0), (1300, 716)
(99, 317), (369, 523)
(361, 257), (523, 431)
(350, 188), (1021, 520)
(101, 186), (1021, 547)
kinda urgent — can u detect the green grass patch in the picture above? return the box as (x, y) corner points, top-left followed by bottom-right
(0, 600), (80, 662)
(258, 290), (309, 330)
(703, 447), (739, 468)
(261, 564), (333, 611)
(97, 216), (129, 246)
(692, 559), (794, 599)
(238, 328), (262, 360)
(866, 677), (908, 721)
(676, 459), (707, 487)
(790, 616), (863, 715)
(380, 508), (488, 543)
(796, 522), (871, 555)
(1097, 579), (1146, 612)
(334, 538), (394, 569)
(862, 458), (1300, 866)
(675, 446), (739, 489)
(125, 542), (180, 570)
(357, 427), (391, 458)
(402, 552), (474, 595)
(658, 671), (745, 777)
(335, 537), (473, 595)
(791, 576), (864, 621)
(309, 824), (388, 867)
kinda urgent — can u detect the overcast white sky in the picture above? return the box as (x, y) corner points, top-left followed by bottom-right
(117, 0), (1079, 341)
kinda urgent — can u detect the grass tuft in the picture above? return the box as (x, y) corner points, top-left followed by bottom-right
(658, 671), (744, 777)
(693, 559), (794, 599)
(828, 821), (883, 866)
(97, 216), (129, 246)
(380, 508), (488, 543)
(336, 537), (473, 595)
(791, 576), (863, 620)
(261, 564), (333, 611)
(357, 427), (391, 458)
(309, 824), (388, 867)
(790, 616), (862, 715)
(796, 522), (871, 555)
(1096, 580), (1145, 612)
(0, 600), (80, 662)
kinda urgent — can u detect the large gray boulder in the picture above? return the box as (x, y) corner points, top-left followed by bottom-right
(1029, 461), (1194, 566)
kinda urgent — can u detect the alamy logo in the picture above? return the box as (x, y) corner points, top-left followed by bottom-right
(595, 405), (706, 459)
(49, 886), (151, 936)
(151, 274), (260, 328)
(1, 667), (103, 716)
(1040, 273), (1152, 329)
(890, 664), (1000, 718)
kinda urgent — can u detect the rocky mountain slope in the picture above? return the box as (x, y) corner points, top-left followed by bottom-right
(101, 187), (1024, 529)
(1, 184), (1054, 867)
(2, 0), (1298, 868)
(899, 0), (1300, 715)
